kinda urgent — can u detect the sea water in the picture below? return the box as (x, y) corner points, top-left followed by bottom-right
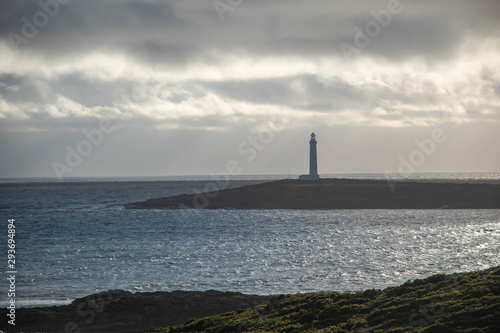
(0, 174), (499, 307)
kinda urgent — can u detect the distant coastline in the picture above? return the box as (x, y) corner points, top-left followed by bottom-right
(128, 178), (500, 210)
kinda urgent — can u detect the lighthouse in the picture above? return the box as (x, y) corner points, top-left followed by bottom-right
(299, 132), (320, 180)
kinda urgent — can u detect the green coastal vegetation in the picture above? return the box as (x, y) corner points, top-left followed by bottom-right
(150, 265), (500, 333)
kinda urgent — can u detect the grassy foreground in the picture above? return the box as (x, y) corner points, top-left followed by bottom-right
(149, 266), (500, 333)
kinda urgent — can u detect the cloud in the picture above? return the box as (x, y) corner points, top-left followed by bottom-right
(0, 0), (499, 176)
(2, 1), (499, 63)
(1, 58), (499, 132)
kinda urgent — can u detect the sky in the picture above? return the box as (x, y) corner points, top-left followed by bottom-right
(0, 0), (499, 178)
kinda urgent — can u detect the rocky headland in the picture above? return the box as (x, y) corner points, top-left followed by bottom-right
(0, 290), (270, 333)
(129, 178), (500, 210)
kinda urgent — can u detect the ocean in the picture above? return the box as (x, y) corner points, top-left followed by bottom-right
(1, 173), (499, 308)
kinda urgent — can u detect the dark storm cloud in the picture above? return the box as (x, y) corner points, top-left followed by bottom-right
(1, 0), (182, 62)
(54, 73), (133, 108)
(2, 0), (500, 64)
(341, 16), (463, 60)
(0, 73), (56, 104)
(204, 74), (366, 111)
(0, 72), (128, 107)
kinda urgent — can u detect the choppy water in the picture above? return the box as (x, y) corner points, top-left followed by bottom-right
(0, 174), (499, 307)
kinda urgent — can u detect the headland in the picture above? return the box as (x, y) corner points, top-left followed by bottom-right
(128, 178), (500, 209)
(0, 290), (269, 333)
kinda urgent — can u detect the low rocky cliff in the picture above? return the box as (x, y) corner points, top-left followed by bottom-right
(130, 179), (500, 209)
(0, 290), (270, 333)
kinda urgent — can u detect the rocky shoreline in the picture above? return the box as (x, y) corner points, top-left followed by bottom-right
(2, 266), (499, 333)
(0, 290), (270, 333)
(129, 178), (500, 210)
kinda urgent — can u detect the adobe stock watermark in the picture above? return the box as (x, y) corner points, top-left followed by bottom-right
(232, 295), (284, 333)
(385, 127), (448, 191)
(130, 80), (179, 105)
(181, 118), (284, 209)
(339, 0), (405, 61)
(51, 120), (115, 181)
(213, 0), (244, 22)
(129, 64), (163, 104)
(127, 63), (186, 105)
(384, 107), (469, 192)
(6, 219), (17, 327)
(64, 291), (113, 333)
(7, 0), (72, 49)
(408, 284), (465, 328)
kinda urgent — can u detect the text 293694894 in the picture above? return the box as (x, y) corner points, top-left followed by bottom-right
(7, 219), (17, 326)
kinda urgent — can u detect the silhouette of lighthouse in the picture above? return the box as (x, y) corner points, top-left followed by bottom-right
(299, 133), (320, 180)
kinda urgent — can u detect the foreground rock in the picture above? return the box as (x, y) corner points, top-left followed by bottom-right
(0, 290), (270, 333)
(157, 266), (500, 333)
(129, 178), (500, 209)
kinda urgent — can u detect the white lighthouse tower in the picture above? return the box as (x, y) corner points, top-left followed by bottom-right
(299, 132), (320, 180)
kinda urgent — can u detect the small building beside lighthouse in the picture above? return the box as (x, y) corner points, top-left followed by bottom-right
(299, 132), (320, 180)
